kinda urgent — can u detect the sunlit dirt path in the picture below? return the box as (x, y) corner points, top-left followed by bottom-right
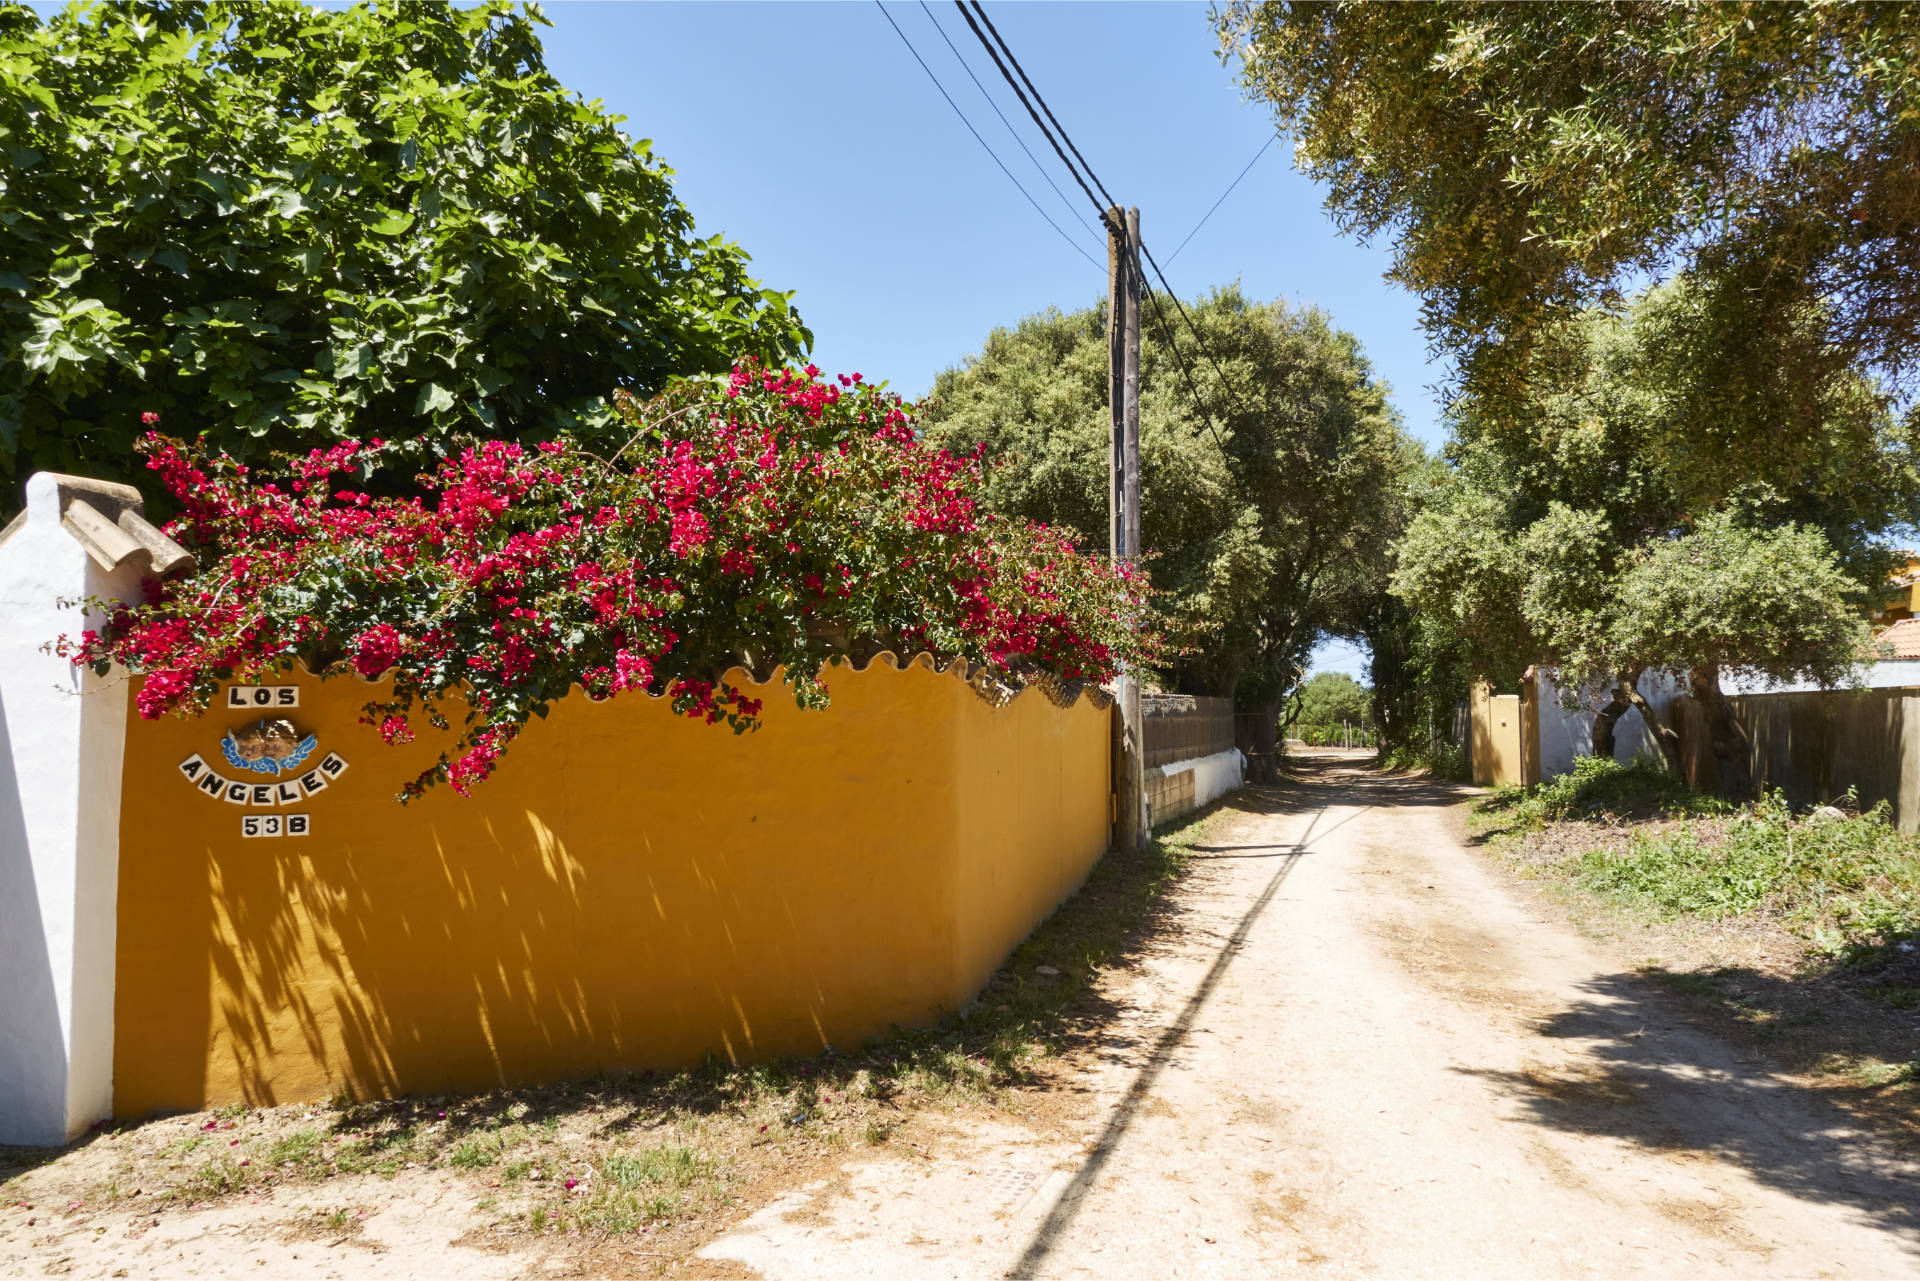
(699, 758), (1920, 1279)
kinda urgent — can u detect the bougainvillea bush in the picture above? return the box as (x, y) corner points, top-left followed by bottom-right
(66, 365), (1152, 797)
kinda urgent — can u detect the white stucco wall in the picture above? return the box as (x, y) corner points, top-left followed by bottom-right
(1534, 668), (1687, 781)
(1190, 747), (1245, 807)
(0, 475), (143, 1145)
(1724, 663), (1920, 695)
(1171, 748), (1244, 808)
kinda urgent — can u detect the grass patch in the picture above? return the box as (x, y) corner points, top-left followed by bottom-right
(258, 1126), (325, 1170)
(1480, 761), (1920, 1140)
(1570, 791), (1920, 955)
(602, 1145), (706, 1191)
(189, 1154), (249, 1198)
(1379, 740), (1468, 781)
(530, 1143), (720, 1235)
(1471, 758), (1918, 959)
(1476, 755), (1729, 839)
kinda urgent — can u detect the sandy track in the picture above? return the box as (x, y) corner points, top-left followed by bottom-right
(700, 760), (1920, 1278)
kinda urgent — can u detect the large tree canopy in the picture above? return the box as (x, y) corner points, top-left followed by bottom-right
(1393, 287), (1920, 792)
(919, 286), (1405, 773)
(0, 0), (810, 509)
(1213, 2), (1920, 404)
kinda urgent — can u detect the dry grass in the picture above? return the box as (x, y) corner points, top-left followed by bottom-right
(0, 800), (1234, 1275)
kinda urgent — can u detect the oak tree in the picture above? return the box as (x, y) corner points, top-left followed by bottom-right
(919, 286), (1406, 776)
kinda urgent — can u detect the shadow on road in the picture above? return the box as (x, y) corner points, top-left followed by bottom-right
(1453, 968), (1920, 1242)
(1048, 758), (1920, 1270)
(1011, 772), (1384, 1278)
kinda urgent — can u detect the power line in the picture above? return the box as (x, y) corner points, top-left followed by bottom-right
(953, 3), (1244, 413)
(1167, 136), (1274, 267)
(950, 1), (1237, 453)
(964, 2), (1121, 214)
(1138, 236), (1249, 415)
(874, 2), (1101, 271)
(1136, 237), (1244, 405)
(916, 1), (1102, 248)
(951, 1), (1117, 237)
(1141, 280), (1232, 457)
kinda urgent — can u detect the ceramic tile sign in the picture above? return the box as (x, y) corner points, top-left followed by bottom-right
(177, 687), (349, 837)
(226, 684), (299, 709)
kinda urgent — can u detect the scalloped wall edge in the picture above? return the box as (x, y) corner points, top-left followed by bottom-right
(243, 649), (1116, 714)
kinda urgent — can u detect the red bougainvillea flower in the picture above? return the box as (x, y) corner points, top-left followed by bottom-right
(61, 363), (1158, 799)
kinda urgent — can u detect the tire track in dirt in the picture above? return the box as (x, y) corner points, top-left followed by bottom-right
(695, 758), (1920, 1279)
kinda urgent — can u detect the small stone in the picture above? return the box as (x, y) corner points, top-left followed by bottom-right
(1035, 966), (1061, 978)
(1810, 805), (1848, 821)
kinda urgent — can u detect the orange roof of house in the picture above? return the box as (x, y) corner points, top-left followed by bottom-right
(1876, 616), (1920, 659)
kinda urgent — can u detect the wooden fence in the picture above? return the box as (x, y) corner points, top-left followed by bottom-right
(1143, 695), (1235, 768)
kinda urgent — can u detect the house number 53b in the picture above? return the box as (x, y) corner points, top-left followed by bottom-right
(242, 813), (310, 838)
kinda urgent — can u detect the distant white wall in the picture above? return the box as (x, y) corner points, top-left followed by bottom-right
(1535, 668), (1686, 781)
(1186, 748), (1244, 808)
(1724, 663), (1920, 695)
(0, 476), (145, 1145)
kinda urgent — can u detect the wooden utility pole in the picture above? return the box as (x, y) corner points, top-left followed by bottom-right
(1108, 205), (1146, 851)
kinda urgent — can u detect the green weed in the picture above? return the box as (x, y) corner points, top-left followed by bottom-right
(602, 1144), (706, 1191)
(164, 1134), (210, 1159)
(1478, 755), (1728, 837)
(189, 1155), (249, 1197)
(1573, 791), (1920, 950)
(258, 1127), (324, 1169)
(445, 1124), (529, 1171)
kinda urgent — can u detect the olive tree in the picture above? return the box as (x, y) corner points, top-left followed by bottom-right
(1394, 289), (1920, 793)
(1214, 2), (1920, 407)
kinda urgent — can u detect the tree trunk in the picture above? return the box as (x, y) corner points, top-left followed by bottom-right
(1591, 684), (1632, 760)
(1688, 663), (1754, 798)
(1238, 689), (1285, 783)
(1616, 670), (1684, 775)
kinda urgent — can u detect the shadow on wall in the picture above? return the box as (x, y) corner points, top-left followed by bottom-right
(0, 683), (68, 1145)
(1524, 669), (1688, 785)
(113, 656), (1111, 1116)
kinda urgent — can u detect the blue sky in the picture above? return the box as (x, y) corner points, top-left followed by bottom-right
(552, 3), (1430, 679)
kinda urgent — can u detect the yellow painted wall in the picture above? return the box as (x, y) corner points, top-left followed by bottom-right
(113, 656), (1111, 1117)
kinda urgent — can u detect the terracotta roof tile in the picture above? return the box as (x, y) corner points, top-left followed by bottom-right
(1875, 616), (1920, 659)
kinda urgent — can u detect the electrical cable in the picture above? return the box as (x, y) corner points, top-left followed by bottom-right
(1138, 236), (1248, 410)
(953, 1), (1246, 426)
(951, 1), (1118, 237)
(947, 1), (1241, 453)
(1141, 277), (1232, 457)
(1166, 136), (1274, 267)
(916, 1), (1102, 247)
(965, 1), (1122, 213)
(874, 1), (1102, 271)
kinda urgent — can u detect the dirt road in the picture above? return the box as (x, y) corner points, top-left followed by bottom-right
(700, 758), (1920, 1278)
